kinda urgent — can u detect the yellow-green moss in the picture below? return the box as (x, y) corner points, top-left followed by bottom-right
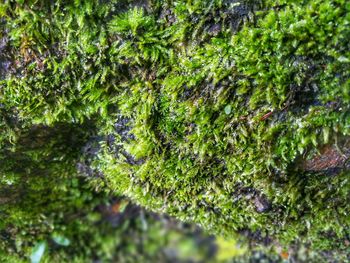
(0, 0), (349, 260)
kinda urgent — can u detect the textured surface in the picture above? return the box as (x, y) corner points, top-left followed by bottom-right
(0, 0), (349, 261)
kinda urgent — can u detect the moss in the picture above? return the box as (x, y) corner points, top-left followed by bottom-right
(0, 109), (224, 262)
(0, 0), (349, 260)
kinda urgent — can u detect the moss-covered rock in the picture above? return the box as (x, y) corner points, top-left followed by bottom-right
(0, 0), (349, 260)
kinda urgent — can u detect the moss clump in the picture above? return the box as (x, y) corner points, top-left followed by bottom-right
(0, 109), (224, 262)
(0, 0), (349, 260)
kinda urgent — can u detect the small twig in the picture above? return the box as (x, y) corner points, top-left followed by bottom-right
(260, 111), (274, 121)
(260, 105), (289, 121)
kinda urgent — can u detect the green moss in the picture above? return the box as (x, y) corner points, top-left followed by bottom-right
(0, 0), (349, 260)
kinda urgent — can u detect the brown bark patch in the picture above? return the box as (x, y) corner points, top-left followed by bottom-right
(302, 140), (350, 172)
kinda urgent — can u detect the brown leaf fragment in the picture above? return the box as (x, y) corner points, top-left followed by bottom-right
(302, 143), (349, 172)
